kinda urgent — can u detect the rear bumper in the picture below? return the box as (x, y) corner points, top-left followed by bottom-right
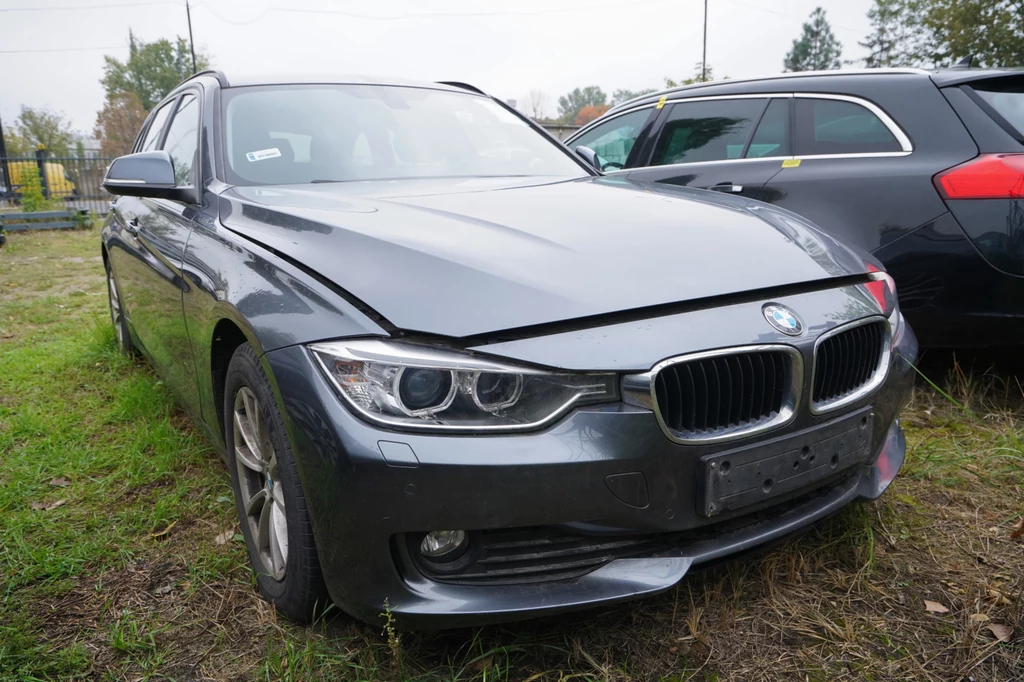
(265, 322), (916, 629)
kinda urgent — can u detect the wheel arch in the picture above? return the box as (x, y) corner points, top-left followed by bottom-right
(210, 316), (257, 441)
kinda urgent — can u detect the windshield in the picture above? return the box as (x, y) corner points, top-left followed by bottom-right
(221, 84), (586, 185)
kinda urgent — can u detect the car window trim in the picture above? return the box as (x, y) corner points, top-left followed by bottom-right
(598, 94), (793, 173)
(159, 86), (204, 193)
(133, 97), (179, 154)
(600, 92), (912, 172)
(793, 92), (913, 154)
(649, 96), (771, 168)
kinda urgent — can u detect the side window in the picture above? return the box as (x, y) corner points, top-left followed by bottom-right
(650, 98), (766, 166)
(161, 94), (199, 186)
(745, 98), (790, 158)
(571, 108), (652, 169)
(794, 98), (901, 155)
(139, 100), (174, 153)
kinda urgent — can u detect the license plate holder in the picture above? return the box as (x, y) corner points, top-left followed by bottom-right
(699, 407), (874, 517)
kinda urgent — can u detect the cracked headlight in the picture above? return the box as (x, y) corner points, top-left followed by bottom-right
(309, 339), (618, 432)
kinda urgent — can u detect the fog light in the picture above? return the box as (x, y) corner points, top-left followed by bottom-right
(419, 530), (467, 559)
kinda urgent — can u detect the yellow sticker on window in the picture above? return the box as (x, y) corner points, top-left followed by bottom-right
(781, 158), (802, 168)
(656, 96), (667, 109)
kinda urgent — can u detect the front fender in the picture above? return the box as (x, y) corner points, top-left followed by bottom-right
(182, 200), (388, 444)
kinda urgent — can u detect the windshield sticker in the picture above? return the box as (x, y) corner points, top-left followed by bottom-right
(246, 148), (282, 162)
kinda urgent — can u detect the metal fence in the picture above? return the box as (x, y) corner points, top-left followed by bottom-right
(0, 151), (116, 216)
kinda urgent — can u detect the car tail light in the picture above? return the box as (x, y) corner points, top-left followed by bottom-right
(865, 264), (897, 317)
(933, 153), (1024, 199)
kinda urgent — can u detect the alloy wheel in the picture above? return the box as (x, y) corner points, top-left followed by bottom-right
(233, 385), (289, 581)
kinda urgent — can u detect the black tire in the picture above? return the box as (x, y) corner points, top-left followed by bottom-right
(105, 263), (135, 356)
(224, 343), (329, 622)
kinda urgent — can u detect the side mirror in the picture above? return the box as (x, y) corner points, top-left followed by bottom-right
(103, 151), (194, 202)
(574, 145), (603, 172)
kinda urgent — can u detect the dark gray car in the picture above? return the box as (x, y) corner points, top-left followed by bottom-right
(100, 71), (917, 628)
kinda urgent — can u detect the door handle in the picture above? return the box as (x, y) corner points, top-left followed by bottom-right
(709, 183), (744, 194)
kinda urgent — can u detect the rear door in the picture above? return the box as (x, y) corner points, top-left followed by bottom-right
(620, 95), (790, 201)
(757, 94), (948, 252)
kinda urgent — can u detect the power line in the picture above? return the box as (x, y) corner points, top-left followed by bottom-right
(193, 0), (683, 24)
(719, 0), (866, 35)
(0, 44), (129, 54)
(0, 0), (178, 12)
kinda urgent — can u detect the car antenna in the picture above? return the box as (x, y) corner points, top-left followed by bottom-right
(953, 54), (974, 68)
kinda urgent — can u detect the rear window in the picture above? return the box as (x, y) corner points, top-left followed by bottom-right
(794, 98), (902, 155)
(972, 83), (1024, 136)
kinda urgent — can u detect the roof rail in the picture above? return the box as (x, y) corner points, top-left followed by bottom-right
(608, 67), (931, 114)
(437, 81), (486, 95)
(189, 69), (230, 87)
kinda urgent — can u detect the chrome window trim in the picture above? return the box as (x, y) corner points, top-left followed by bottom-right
(810, 316), (892, 415)
(792, 92), (913, 153)
(622, 344), (803, 445)
(591, 91), (913, 171)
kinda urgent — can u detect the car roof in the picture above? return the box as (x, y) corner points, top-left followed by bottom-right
(604, 66), (1024, 115)
(183, 69), (478, 94)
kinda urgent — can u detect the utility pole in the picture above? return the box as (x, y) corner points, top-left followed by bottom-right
(701, 0), (708, 82)
(186, 0), (198, 73)
(0, 115), (9, 201)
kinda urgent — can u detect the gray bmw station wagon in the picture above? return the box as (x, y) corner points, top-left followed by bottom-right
(100, 70), (917, 628)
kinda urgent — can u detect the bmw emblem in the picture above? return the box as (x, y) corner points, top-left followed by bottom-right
(762, 303), (803, 336)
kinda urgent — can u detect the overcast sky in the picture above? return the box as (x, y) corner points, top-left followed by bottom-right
(0, 0), (874, 138)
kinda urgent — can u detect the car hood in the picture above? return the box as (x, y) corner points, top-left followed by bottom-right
(219, 176), (869, 338)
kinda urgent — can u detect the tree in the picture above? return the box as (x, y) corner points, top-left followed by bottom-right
(557, 86), (607, 123)
(924, 0), (1024, 67)
(665, 62), (723, 88)
(522, 89), (550, 121)
(860, 0), (1024, 68)
(5, 106), (76, 156)
(784, 7), (842, 71)
(575, 104), (611, 125)
(611, 88), (657, 106)
(101, 31), (211, 111)
(860, 0), (929, 66)
(94, 91), (148, 157)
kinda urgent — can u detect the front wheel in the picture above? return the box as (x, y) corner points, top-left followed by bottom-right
(224, 343), (329, 622)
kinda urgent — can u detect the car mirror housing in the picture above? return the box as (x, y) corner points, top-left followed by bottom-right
(574, 145), (604, 173)
(102, 151), (193, 201)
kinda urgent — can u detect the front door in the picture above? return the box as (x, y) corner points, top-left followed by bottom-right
(114, 92), (203, 405)
(622, 96), (791, 202)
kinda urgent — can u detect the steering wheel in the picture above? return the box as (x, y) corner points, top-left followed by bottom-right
(602, 161), (625, 171)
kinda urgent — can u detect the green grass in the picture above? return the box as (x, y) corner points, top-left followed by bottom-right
(0, 230), (1021, 681)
